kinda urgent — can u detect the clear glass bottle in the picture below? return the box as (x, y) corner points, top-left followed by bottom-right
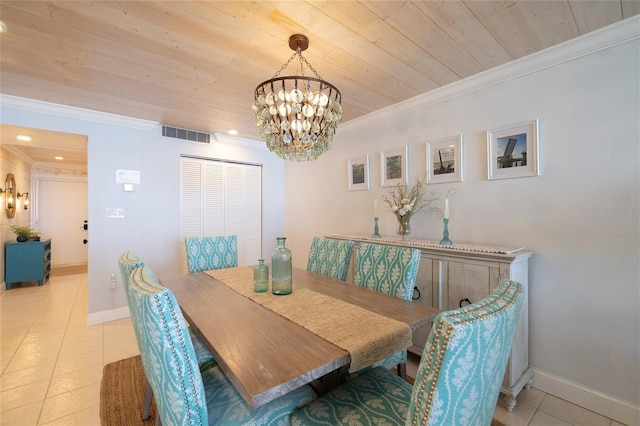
(253, 259), (269, 292)
(271, 237), (292, 295)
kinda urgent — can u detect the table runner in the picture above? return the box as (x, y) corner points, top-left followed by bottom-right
(330, 233), (524, 254)
(205, 267), (412, 372)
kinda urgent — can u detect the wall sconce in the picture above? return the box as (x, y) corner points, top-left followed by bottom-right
(18, 192), (29, 210)
(5, 173), (16, 218)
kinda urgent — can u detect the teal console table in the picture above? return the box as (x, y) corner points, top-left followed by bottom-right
(5, 239), (52, 289)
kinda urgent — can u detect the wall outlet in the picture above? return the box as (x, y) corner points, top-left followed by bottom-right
(109, 273), (117, 290)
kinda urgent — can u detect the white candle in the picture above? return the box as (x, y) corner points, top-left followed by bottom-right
(374, 199), (378, 217)
(444, 198), (449, 219)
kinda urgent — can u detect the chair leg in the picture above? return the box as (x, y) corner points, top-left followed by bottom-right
(397, 362), (407, 380)
(142, 379), (153, 420)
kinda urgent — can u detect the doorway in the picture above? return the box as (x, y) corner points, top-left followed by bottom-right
(36, 179), (88, 267)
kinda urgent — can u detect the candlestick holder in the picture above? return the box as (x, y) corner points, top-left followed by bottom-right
(372, 217), (381, 238)
(439, 218), (452, 246)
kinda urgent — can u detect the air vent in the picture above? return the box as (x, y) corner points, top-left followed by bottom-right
(162, 126), (210, 144)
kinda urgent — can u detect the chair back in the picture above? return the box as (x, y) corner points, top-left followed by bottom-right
(407, 280), (524, 426)
(129, 264), (208, 425)
(306, 237), (354, 281)
(185, 235), (238, 273)
(354, 242), (420, 301)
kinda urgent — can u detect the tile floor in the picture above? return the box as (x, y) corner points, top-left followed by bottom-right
(0, 272), (626, 425)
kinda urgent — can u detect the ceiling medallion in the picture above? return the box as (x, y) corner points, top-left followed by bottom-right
(253, 34), (343, 161)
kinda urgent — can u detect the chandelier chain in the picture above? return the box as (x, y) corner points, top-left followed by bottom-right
(273, 51), (323, 80)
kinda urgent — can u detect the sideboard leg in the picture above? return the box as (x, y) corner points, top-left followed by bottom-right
(504, 394), (517, 412)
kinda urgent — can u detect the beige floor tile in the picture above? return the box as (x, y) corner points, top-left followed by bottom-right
(103, 341), (140, 364)
(3, 348), (60, 373)
(47, 364), (103, 397)
(539, 395), (611, 426)
(0, 400), (43, 425)
(1, 361), (56, 390)
(1, 356), (12, 374)
(53, 349), (103, 377)
(0, 323), (31, 338)
(0, 378), (49, 413)
(39, 382), (100, 424)
(58, 339), (103, 360)
(40, 405), (100, 425)
(13, 338), (63, 358)
(494, 394), (538, 425)
(22, 330), (66, 344)
(529, 410), (572, 426)
(514, 386), (545, 409)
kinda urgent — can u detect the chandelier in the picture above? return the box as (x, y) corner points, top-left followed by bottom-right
(252, 34), (343, 161)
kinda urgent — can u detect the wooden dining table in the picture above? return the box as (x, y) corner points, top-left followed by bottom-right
(161, 266), (438, 409)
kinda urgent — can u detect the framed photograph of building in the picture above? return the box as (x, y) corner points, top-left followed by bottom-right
(487, 119), (539, 180)
(348, 155), (370, 191)
(426, 135), (463, 184)
(381, 146), (408, 187)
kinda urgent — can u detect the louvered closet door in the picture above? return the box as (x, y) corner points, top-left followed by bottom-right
(181, 157), (262, 266)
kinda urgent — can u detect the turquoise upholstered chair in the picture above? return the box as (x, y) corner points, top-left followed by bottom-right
(306, 237), (354, 281)
(118, 251), (216, 420)
(128, 264), (317, 425)
(185, 235), (238, 273)
(291, 280), (524, 426)
(354, 242), (421, 377)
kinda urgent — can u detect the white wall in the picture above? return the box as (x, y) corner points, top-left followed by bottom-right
(0, 101), (286, 320)
(0, 146), (32, 293)
(283, 20), (639, 421)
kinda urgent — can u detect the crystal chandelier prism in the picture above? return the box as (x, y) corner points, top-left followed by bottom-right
(252, 34), (343, 162)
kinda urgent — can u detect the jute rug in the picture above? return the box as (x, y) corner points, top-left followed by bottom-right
(101, 355), (505, 426)
(100, 355), (156, 425)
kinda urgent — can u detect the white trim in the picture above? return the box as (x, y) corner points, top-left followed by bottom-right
(532, 368), (640, 425)
(340, 16), (640, 133)
(86, 305), (131, 326)
(0, 94), (158, 130)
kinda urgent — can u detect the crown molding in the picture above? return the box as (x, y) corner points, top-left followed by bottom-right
(340, 16), (640, 133)
(0, 94), (158, 130)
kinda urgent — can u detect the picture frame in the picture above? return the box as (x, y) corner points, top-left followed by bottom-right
(347, 155), (370, 191)
(381, 146), (408, 187)
(487, 119), (539, 180)
(426, 135), (463, 184)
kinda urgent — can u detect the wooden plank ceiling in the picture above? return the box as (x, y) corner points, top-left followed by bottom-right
(1, 1), (638, 143)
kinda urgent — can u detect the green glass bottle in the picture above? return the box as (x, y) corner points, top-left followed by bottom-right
(271, 237), (292, 295)
(253, 259), (269, 292)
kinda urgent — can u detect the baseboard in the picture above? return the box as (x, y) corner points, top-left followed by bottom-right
(532, 368), (640, 426)
(86, 306), (131, 326)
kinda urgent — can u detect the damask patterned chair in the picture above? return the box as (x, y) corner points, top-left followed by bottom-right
(118, 251), (216, 420)
(290, 280), (524, 426)
(306, 237), (354, 281)
(185, 235), (238, 273)
(128, 264), (318, 425)
(353, 242), (421, 377)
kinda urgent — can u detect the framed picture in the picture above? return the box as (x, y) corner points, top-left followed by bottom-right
(487, 119), (539, 180)
(426, 135), (463, 184)
(381, 146), (408, 187)
(347, 155), (370, 191)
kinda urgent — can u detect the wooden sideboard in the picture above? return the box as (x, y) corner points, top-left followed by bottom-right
(328, 234), (533, 411)
(5, 239), (52, 289)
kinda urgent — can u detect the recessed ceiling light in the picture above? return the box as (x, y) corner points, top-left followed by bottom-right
(227, 129), (238, 135)
(55, 156), (64, 160)
(16, 134), (32, 141)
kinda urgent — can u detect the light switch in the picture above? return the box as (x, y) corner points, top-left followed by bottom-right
(123, 183), (134, 192)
